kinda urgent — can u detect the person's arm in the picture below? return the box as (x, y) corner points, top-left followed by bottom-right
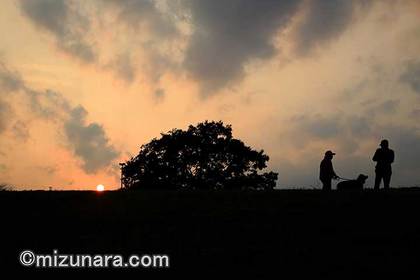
(332, 168), (339, 179)
(390, 150), (395, 164)
(330, 161), (339, 179)
(372, 149), (379, 162)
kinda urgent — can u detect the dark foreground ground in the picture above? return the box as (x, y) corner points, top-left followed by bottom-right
(1, 189), (420, 276)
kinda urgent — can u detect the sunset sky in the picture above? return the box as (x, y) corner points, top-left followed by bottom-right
(0, 0), (419, 190)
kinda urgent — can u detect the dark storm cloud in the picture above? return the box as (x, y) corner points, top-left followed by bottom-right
(400, 60), (420, 94)
(19, 0), (96, 63)
(293, 0), (360, 55)
(182, 0), (301, 94)
(64, 106), (119, 173)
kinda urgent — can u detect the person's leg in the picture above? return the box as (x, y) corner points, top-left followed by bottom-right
(383, 172), (392, 189)
(374, 171), (382, 190)
(322, 180), (331, 191)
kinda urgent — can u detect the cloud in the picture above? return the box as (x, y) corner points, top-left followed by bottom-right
(64, 106), (120, 173)
(347, 116), (371, 137)
(293, 114), (341, 139)
(0, 61), (119, 173)
(0, 63), (18, 134)
(293, 0), (359, 55)
(154, 88), (165, 103)
(365, 99), (400, 117)
(289, 113), (370, 154)
(12, 121), (30, 141)
(273, 157), (320, 188)
(400, 60), (420, 94)
(409, 109), (420, 118)
(102, 0), (178, 38)
(19, 0), (181, 82)
(0, 100), (12, 134)
(0, 63), (24, 92)
(36, 165), (57, 175)
(0, 164), (6, 172)
(18, 0), (96, 63)
(25, 89), (72, 120)
(182, 0), (301, 95)
(17, 0), (373, 94)
(377, 99), (399, 114)
(1, 62), (70, 120)
(107, 52), (136, 83)
(100, 1), (182, 83)
(181, 0), (372, 94)
(31, 90), (122, 173)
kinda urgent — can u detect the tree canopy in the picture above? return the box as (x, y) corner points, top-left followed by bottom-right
(120, 121), (277, 190)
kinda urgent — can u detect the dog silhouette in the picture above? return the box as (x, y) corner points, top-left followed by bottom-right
(336, 174), (368, 191)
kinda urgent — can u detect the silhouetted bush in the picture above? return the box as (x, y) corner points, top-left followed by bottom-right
(120, 121), (277, 190)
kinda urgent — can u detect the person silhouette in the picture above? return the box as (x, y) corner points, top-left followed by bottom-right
(372, 139), (394, 190)
(320, 150), (339, 191)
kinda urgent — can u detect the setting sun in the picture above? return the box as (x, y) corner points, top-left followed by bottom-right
(96, 184), (105, 192)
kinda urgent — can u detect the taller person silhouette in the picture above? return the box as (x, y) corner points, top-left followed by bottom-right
(372, 139), (395, 190)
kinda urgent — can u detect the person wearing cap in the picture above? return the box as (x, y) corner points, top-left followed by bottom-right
(319, 150), (339, 191)
(372, 139), (395, 190)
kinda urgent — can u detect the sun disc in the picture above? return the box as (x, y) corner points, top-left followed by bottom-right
(96, 184), (105, 192)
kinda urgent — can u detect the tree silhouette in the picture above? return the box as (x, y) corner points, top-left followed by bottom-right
(120, 121), (277, 190)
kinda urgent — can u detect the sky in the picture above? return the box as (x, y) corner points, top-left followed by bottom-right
(0, 0), (419, 190)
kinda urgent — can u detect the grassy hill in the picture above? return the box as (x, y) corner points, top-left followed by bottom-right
(1, 189), (420, 276)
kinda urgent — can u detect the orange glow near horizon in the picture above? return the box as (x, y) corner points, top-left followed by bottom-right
(96, 184), (105, 192)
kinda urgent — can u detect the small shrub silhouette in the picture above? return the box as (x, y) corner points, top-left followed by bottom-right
(0, 184), (12, 191)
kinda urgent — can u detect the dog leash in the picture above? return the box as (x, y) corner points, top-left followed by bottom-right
(337, 176), (353, 181)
